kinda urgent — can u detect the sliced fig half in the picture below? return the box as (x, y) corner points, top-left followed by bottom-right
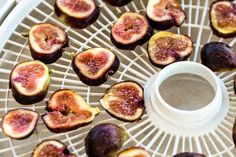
(29, 23), (68, 64)
(173, 152), (206, 157)
(116, 147), (150, 157)
(111, 12), (153, 50)
(32, 139), (76, 157)
(42, 89), (100, 133)
(103, 0), (132, 6)
(100, 81), (145, 122)
(9, 60), (50, 105)
(1, 109), (39, 139)
(201, 42), (236, 71)
(210, 1), (236, 38)
(85, 123), (127, 157)
(148, 31), (193, 67)
(54, 0), (100, 29)
(72, 48), (120, 86)
(147, 0), (186, 30)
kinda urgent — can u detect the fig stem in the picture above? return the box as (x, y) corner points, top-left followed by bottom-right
(21, 32), (29, 37)
(64, 51), (76, 58)
(49, 69), (56, 75)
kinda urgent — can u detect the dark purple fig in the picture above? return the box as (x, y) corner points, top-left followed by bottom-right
(29, 23), (68, 64)
(1, 109), (39, 139)
(147, 0), (186, 30)
(42, 89), (100, 133)
(116, 147), (150, 157)
(111, 12), (153, 50)
(233, 118), (236, 146)
(100, 81), (145, 122)
(201, 42), (236, 71)
(32, 139), (76, 157)
(85, 123), (127, 157)
(173, 152), (206, 157)
(72, 48), (120, 86)
(103, 0), (132, 6)
(147, 31), (193, 67)
(54, 0), (100, 29)
(210, 1), (236, 38)
(9, 60), (50, 105)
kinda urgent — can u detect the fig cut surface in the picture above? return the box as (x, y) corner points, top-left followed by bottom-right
(148, 31), (193, 67)
(147, 0), (186, 30)
(72, 48), (120, 86)
(32, 139), (76, 157)
(2, 109), (39, 139)
(210, 1), (236, 38)
(111, 12), (152, 50)
(116, 147), (150, 157)
(55, 0), (100, 29)
(100, 81), (145, 121)
(42, 89), (100, 132)
(29, 23), (68, 64)
(9, 60), (50, 104)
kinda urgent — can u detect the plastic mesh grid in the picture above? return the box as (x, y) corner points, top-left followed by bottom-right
(0, 0), (236, 156)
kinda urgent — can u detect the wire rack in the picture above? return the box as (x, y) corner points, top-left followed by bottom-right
(0, 0), (236, 156)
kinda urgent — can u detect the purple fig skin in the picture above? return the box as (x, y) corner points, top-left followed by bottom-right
(72, 50), (120, 86)
(201, 42), (236, 71)
(54, 1), (100, 29)
(210, 1), (236, 38)
(32, 139), (76, 157)
(100, 81), (145, 122)
(29, 23), (69, 64)
(234, 75), (236, 95)
(173, 152), (206, 157)
(1, 109), (39, 140)
(111, 25), (153, 50)
(103, 0), (132, 6)
(9, 61), (50, 105)
(85, 123), (127, 157)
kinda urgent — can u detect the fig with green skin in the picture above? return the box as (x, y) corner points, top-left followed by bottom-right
(72, 48), (120, 86)
(173, 152), (206, 157)
(233, 118), (236, 146)
(111, 12), (153, 50)
(103, 0), (132, 6)
(32, 139), (76, 157)
(85, 123), (127, 157)
(210, 1), (236, 38)
(29, 23), (68, 64)
(9, 60), (50, 105)
(147, 0), (186, 30)
(42, 89), (100, 133)
(201, 42), (236, 71)
(1, 109), (39, 139)
(100, 81), (145, 122)
(116, 147), (150, 157)
(148, 31), (193, 67)
(54, 0), (100, 29)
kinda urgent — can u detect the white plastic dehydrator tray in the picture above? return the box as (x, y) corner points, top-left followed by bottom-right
(0, 0), (236, 157)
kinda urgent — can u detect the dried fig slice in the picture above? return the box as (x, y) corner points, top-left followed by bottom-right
(103, 0), (132, 6)
(100, 81), (145, 121)
(32, 139), (76, 157)
(54, 0), (100, 29)
(29, 23), (68, 64)
(72, 48), (120, 86)
(233, 118), (236, 146)
(173, 152), (206, 157)
(116, 147), (150, 157)
(42, 89), (100, 133)
(148, 31), (193, 67)
(9, 60), (50, 105)
(210, 1), (236, 38)
(111, 12), (153, 50)
(147, 0), (186, 30)
(85, 123), (127, 157)
(1, 109), (39, 139)
(201, 42), (236, 71)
